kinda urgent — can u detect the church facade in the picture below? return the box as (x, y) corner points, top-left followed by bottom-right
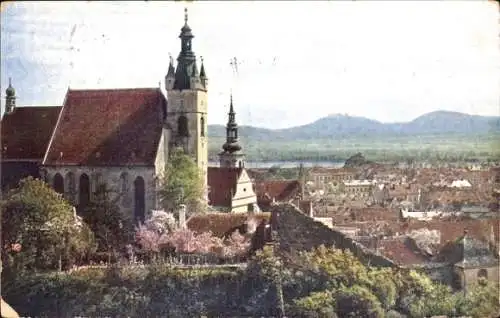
(2, 9), (208, 223)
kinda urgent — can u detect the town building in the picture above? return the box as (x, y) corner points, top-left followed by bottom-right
(307, 167), (356, 190)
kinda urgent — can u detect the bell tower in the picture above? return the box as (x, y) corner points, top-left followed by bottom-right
(165, 8), (208, 186)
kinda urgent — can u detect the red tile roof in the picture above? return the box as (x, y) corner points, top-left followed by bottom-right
(186, 212), (271, 237)
(43, 88), (166, 166)
(255, 179), (301, 209)
(377, 238), (430, 266)
(347, 219), (499, 250)
(1, 107), (61, 161)
(207, 167), (242, 207)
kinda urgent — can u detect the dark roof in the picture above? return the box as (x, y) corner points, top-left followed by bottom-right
(1, 106), (61, 161)
(263, 203), (395, 267)
(435, 236), (499, 268)
(207, 167), (242, 207)
(43, 88), (166, 166)
(186, 212), (270, 237)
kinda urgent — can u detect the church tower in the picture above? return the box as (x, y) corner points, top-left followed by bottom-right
(219, 94), (245, 168)
(165, 8), (208, 186)
(4, 78), (16, 115)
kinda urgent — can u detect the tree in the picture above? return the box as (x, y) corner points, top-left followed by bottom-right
(1, 177), (94, 273)
(292, 290), (336, 317)
(81, 184), (133, 258)
(334, 285), (384, 318)
(158, 148), (205, 215)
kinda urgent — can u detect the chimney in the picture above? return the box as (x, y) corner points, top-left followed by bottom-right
(179, 204), (187, 229)
(462, 228), (468, 263)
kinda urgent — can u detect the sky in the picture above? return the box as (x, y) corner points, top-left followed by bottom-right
(1, 1), (499, 129)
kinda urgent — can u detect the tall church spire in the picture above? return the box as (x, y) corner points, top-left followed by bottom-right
(171, 7), (206, 91)
(219, 94), (245, 168)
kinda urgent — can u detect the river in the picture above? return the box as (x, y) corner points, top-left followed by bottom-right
(208, 161), (345, 169)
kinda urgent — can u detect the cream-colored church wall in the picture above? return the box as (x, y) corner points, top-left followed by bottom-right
(43, 166), (157, 219)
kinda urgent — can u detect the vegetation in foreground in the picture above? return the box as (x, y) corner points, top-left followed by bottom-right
(2, 245), (499, 317)
(208, 133), (500, 163)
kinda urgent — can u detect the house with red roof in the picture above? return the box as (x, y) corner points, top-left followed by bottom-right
(254, 179), (302, 211)
(207, 167), (257, 213)
(2, 9), (210, 223)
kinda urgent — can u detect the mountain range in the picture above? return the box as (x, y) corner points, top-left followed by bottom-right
(208, 111), (500, 140)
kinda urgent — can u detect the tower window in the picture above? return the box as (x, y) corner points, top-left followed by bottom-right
(201, 116), (205, 137)
(178, 115), (189, 137)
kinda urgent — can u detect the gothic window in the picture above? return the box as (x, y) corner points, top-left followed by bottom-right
(40, 169), (48, 183)
(93, 173), (104, 196)
(120, 172), (129, 193)
(134, 176), (146, 224)
(53, 173), (64, 194)
(79, 173), (90, 209)
(178, 115), (189, 137)
(120, 172), (131, 208)
(200, 116), (205, 137)
(65, 172), (76, 202)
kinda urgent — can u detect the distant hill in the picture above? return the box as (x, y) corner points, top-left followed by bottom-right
(208, 111), (500, 140)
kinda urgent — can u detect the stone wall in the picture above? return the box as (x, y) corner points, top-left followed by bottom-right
(460, 265), (500, 289)
(269, 203), (396, 268)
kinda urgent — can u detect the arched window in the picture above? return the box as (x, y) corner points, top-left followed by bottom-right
(53, 173), (64, 194)
(79, 173), (90, 209)
(65, 172), (76, 202)
(40, 169), (48, 183)
(177, 115), (188, 137)
(120, 172), (129, 193)
(200, 116), (205, 137)
(120, 172), (131, 208)
(134, 176), (146, 224)
(93, 172), (103, 196)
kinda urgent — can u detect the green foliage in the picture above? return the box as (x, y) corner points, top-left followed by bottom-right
(1, 177), (94, 273)
(366, 268), (397, 310)
(334, 285), (384, 318)
(292, 290), (336, 317)
(297, 245), (369, 289)
(3, 243), (499, 317)
(158, 147), (204, 214)
(462, 282), (500, 318)
(81, 184), (133, 254)
(2, 265), (245, 318)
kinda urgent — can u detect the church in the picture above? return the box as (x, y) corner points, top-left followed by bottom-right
(1, 9), (258, 221)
